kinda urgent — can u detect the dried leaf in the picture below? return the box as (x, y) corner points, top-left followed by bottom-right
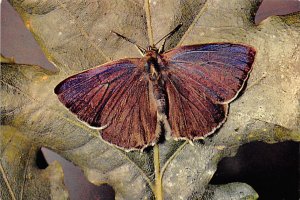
(0, 126), (68, 200)
(2, 0), (300, 199)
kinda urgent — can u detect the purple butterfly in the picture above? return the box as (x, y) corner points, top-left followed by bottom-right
(55, 24), (256, 150)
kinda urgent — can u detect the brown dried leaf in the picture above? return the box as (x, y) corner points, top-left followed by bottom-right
(2, 0), (300, 199)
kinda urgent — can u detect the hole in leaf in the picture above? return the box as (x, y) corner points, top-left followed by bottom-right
(255, 0), (300, 24)
(41, 147), (115, 200)
(36, 148), (49, 169)
(210, 141), (299, 200)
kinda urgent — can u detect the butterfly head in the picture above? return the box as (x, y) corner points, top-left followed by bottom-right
(143, 47), (161, 81)
(146, 45), (158, 52)
(145, 47), (159, 58)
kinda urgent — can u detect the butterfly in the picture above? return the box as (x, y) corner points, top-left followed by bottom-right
(54, 24), (256, 151)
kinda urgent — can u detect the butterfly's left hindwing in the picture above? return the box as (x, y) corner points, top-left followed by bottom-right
(55, 59), (158, 150)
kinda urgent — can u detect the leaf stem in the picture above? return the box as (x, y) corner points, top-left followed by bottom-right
(161, 141), (188, 176)
(145, 0), (154, 46)
(153, 143), (163, 200)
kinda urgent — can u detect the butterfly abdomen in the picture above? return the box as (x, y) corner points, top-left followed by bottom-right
(151, 80), (167, 115)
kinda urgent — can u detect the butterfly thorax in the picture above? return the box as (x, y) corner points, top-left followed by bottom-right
(142, 48), (168, 117)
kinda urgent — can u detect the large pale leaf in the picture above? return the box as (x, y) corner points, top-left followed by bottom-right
(2, 0), (300, 199)
(0, 125), (68, 200)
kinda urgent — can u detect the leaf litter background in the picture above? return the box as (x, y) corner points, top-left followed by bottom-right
(1, 0), (300, 199)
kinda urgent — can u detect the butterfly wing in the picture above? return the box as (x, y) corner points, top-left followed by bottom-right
(55, 59), (158, 150)
(162, 43), (256, 139)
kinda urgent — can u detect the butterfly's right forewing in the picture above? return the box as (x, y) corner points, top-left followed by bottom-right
(55, 59), (158, 150)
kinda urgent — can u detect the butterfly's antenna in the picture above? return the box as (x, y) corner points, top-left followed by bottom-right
(111, 31), (146, 55)
(155, 23), (183, 53)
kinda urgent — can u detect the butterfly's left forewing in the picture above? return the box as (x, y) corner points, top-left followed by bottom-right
(55, 59), (158, 150)
(162, 43), (255, 139)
